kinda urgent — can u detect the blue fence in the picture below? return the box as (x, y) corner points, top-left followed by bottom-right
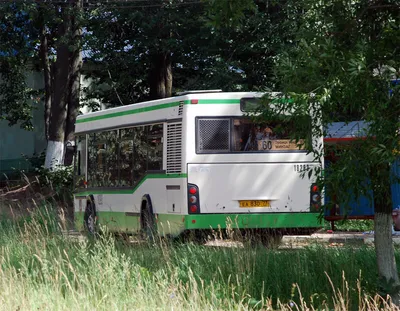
(324, 118), (400, 219)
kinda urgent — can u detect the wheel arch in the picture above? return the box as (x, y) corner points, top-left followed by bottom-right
(85, 194), (97, 216)
(140, 194), (155, 228)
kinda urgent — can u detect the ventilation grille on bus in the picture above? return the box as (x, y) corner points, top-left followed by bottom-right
(197, 118), (230, 153)
(178, 102), (184, 116)
(166, 122), (182, 174)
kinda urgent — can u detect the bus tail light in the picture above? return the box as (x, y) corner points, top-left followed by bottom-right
(310, 183), (321, 212)
(189, 196), (197, 203)
(188, 183), (200, 214)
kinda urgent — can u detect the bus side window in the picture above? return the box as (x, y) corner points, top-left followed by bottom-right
(133, 126), (147, 185)
(120, 128), (134, 187)
(147, 124), (163, 171)
(87, 131), (118, 187)
(74, 135), (86, 188)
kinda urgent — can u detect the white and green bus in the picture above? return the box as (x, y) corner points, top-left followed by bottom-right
(73, 90), (323, 237)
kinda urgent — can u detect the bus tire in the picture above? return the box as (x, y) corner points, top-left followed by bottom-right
(140, 195), (156, 240)
(260, 229), (283, 248)
(84, 195), (97, 235)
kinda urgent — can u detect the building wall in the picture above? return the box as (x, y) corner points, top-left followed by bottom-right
(0, 71), (100, 177)
(0, 71), (45, 176)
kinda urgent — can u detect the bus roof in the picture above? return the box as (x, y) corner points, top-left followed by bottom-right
(74, 91), (275, 134)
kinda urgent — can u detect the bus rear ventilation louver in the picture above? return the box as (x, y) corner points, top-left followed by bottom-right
(166, 122), (182, 174)
(178, 102), (184, 116)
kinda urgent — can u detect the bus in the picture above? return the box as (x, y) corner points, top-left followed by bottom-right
(73, 90), (323, 238)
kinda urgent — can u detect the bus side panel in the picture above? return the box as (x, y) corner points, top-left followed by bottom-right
(73, 176), (187, 235)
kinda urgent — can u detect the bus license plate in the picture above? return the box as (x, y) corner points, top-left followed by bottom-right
(239, 200), (271, 208)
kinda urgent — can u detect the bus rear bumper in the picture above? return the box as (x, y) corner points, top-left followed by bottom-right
(185, 213), (321, 230)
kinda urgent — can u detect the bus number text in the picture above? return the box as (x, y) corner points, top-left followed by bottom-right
(294, 164), (310, 172)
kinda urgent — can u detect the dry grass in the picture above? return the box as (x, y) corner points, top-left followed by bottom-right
(0, 176), (398, 310)
(0, 206), (397, 310)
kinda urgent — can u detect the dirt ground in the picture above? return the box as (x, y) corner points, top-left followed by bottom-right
(0, 179), (73, 223)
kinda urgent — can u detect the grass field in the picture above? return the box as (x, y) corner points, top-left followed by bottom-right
(0, 205), (398, 310)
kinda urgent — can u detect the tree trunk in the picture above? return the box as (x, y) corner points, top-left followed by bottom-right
(44, 7), (71, 169)
(149, 52), (172, 99)
(373, 163), (400, 304)
(64, 2), (82, 166)
(39, 18), (52, 141)
(374, 212), (400, 304)
(164, 52), (172, 97)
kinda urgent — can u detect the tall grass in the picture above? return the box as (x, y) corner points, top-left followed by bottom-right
(0, 206), (398, 310)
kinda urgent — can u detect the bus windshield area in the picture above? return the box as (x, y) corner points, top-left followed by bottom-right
(233, 118), (304, 152)
(196, 117), (305, 153)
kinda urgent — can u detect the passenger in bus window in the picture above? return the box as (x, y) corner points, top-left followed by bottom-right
(262, 126), (273, 139)
(255, 125), (264, 140)
(244, 125), (258, 151)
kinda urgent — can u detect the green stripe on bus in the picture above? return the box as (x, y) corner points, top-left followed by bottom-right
(76, 99), (241, 123)
(74, 173), (187, 196)
(76, 101), (182, 123)
(75, 211), (185, 235)
(74, 212), (321, 233)
(196, 99), (240, 104)
(184, 213), (321, 229)
(74, 211), (140, 232)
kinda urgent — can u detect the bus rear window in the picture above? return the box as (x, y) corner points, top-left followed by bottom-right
(240, 97), (260, 111)
(232, 118), (304, 152)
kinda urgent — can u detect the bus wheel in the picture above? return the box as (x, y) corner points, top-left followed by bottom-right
(140, 196), (156, 241)
(242, 229), (283, 248)
(84, 200), (96, 235)
(260, 230), (283, 248)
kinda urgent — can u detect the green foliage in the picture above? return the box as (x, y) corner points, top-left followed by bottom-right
(22, 151), (46, 170)
(323, 220), (374, 232)
(82, 0), (291, 107)
(34, 165), (74, 197)
(0, 62), (37, 130)
(0, 2), (41, 130)
(18, 152), (73, 197)
(261, 0), (400, 215)
(0, 1), (83, 135)
(1, 0), (294, 118)
(204, 0), (256, 27)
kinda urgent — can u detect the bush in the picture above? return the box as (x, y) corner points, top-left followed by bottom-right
(22, 151), (46, 170)
(35, 165), (74, 197)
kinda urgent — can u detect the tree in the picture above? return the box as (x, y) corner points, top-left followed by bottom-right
(259, 0), (400, 302)
(0, 1), (83, 169)
(1, 0), (294, 170)
(39, 1), (83, 168)
(83, 0), (207, 106)
(83, 0), (293, 108)
(0, 3), (38, 130)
